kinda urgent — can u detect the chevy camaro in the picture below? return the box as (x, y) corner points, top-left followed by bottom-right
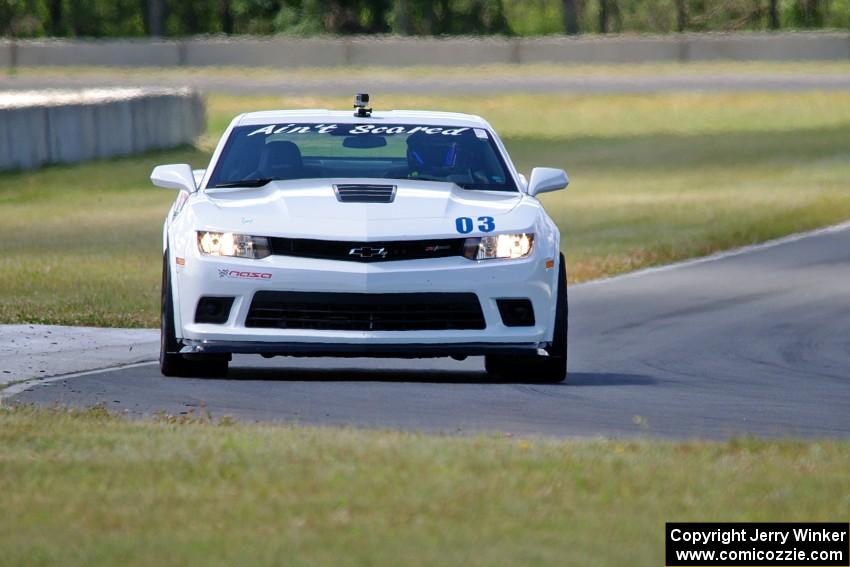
(151, 95), (570, 381)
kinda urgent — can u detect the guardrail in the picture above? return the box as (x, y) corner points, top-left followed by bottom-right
(1, 32), (848, 68)
(0, 88), (205, 171)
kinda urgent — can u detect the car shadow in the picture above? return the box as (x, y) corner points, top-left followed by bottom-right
(566, 372), (657, 387)
(221, 366), (656, 386)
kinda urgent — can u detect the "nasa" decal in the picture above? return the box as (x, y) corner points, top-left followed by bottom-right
(217, 269), (273, 281)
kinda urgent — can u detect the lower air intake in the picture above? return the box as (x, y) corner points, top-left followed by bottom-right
(246, 292), (486, 331)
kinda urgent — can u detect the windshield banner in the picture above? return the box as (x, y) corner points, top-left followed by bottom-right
(247, 124), (471, 137)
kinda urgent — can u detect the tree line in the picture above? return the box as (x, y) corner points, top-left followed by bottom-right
(2, 0), (847, 38)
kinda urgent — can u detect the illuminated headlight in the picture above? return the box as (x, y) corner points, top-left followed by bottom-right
(463, 234), (534, 260)
(197, 232), (271, 259)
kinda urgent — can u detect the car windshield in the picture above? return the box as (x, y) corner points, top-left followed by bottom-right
(207, 123), (518, 192)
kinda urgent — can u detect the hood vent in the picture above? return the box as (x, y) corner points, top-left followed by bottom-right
(334, 184), (396, 203)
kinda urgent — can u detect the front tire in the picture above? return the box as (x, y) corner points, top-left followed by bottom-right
(485, 253), (568, 383)
(160, 252), (228, 378)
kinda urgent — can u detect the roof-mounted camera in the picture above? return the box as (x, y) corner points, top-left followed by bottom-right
(354, 93), (372, 118)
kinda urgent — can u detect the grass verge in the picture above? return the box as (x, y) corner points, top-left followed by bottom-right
(1, 405), (849, 567)
(1, 91), (849, 326)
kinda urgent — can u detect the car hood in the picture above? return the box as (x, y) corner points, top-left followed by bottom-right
(191, 179), (535, 240)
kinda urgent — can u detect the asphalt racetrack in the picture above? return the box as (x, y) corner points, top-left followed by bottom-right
(11, 224), (850, 438)
(3, 72), (850, 95)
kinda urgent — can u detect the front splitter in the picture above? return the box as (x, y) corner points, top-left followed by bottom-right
(179, 339), (546, 359)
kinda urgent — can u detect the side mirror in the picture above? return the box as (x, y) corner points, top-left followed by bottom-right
(527, 167), (569, 197)
(151, 164), (197, 192)
(193, 169), (206, 187)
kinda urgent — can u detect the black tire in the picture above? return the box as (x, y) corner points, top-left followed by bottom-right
(485, 253), (568, 383)
(160, 252), (228, 378)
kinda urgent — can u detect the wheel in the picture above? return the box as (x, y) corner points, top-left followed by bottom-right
(485, 253), (568, 383)
(160, 251), (229, 378)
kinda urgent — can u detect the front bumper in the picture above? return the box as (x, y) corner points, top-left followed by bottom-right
(180, 340), (544, 358)
(172, 250), (559, 353)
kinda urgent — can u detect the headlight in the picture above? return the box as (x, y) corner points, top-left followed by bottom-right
(463, 233), (534, 260)
(197, 231), (271, 259)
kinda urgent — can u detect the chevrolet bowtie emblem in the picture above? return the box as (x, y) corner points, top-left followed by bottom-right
(349, 246), (388, 259)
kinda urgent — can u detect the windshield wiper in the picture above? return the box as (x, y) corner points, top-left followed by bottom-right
(408, 174), (445, 182)
(212, 178), (274, 188)
(411, 176), (488, 190)
(408, 175), (487, 190)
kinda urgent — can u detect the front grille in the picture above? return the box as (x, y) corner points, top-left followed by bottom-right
(334, 184), (396, 203)
(268, 237), (466, 263)
(245, 292), (486, 331)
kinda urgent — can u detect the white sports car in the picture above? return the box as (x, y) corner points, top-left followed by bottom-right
(151, 95), (570, 382)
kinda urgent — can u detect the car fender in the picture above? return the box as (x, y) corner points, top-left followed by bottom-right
(529, 197), (563, 339)
(164, 196), (200, 342)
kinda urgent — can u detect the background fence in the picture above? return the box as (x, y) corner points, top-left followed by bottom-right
(2, 32), (849, 68)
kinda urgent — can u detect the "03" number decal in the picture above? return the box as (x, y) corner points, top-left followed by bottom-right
(455, 216), (495, 234)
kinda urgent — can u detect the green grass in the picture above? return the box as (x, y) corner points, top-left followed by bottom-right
(2, 91), (850, 326)
(0, 147), (204, 327)
(1, 405), (849, 567)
